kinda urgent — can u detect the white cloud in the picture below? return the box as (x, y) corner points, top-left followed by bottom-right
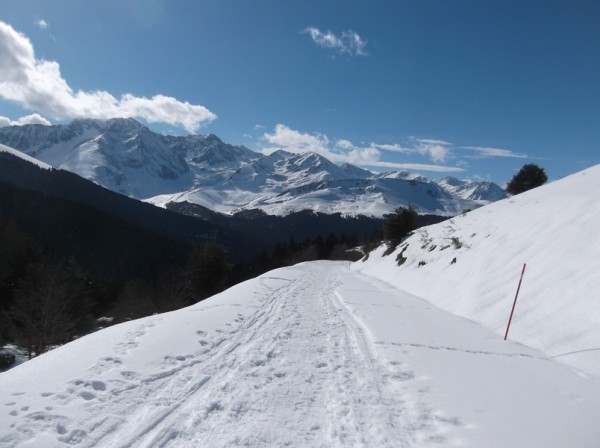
(462, 146), (527, 159)
(335, 139), (382, 165)
(0, 113), (51, 127)
(36, 19), (49, 30)
(303, 27), (367, 56)
(0, 21), (216, 133)
(261, 124), (466, 174)
(335, 139), (355, 150)
(415, 139), (452, 163)
(347, 146), (381, 165)
(415, 138), (451, 146)
(372, 143), (411, 154)
(365, 161), (465, 173)
(263, 124), (338, 159)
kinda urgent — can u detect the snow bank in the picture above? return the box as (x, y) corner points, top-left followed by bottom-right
(355, 164), (600, 378)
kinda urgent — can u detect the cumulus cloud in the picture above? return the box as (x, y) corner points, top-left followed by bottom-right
(462, 146), (527, 159)
(335, 139), (355, 150)
(36, 19), (49, 30)
(263, 124), (332, 157)
(414, 138), (452, 163)
(261, 124), (466, 173)
(0, 113), (51, 127)
(346, 146), (381, 165)
(303, 27), (367, 56)
(0, 21), (216, 133)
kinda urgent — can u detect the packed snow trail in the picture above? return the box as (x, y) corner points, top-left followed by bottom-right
(2, 262), (600, 447)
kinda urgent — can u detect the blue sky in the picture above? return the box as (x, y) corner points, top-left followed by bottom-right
(1, 0), (599, 185)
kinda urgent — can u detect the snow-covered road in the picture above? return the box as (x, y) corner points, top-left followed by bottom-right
(2, 261), (600, 447)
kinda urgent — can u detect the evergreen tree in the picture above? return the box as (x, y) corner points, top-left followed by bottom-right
(506, 164), (548, 195)
(187, 242), (230, 301)
(382, 206), (418, 247)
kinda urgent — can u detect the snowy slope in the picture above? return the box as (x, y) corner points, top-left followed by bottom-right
(356, 164), (600, 378)
(0, 119), (506, 217)
(0, 143), (52, 170)
(2, 262), (600, 447)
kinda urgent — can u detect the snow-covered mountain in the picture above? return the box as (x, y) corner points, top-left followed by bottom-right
(0, 119), (506, 217)
(434, 176), (507, 202)
(2, 165), (600, 446)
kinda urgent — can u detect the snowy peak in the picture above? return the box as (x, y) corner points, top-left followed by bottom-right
(339, 162), (372, 179)
(283, 152), (347, 182)
(187, 139), (258, 166)
(435, 176), (507, 202)
(0, 119), (507, 216)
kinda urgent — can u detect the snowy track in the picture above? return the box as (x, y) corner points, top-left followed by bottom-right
(2, 261), (600, 447)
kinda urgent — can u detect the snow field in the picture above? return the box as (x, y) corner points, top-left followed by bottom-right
(2, 262), (600, 447)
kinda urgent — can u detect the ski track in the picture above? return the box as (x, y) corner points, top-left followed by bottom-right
(1, 263), (448, 448)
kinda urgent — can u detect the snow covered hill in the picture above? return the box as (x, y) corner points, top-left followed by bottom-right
(2, 262), (600, 447)
(0, 143), (53, 170)
(0, 119), (506, 217)
(356, 164), (600, 378)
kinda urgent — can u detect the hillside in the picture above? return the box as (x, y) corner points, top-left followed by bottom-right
(0, 144), (388, 258)
(0, 145), (258, 261)
(356, 164), (600, 378)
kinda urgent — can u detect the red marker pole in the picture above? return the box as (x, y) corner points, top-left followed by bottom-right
(504, 263), (527, 341)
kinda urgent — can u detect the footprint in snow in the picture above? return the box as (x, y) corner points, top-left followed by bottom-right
(120, 370), (140, 380)
(391, 371), (415, 382)
(58, 428), (87, 444)
(79, 391), (95, 401)
(205, 401), (224, 416)
(250, 358), (267, 367)
(91, 381), (106, 391)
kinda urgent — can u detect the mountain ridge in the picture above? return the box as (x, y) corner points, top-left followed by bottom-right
(0, 118), (507, 217)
